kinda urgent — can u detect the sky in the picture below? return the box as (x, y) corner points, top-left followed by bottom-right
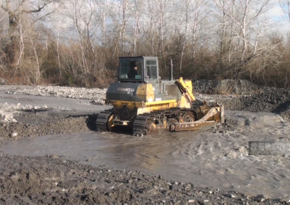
(269, 0), (290, 34)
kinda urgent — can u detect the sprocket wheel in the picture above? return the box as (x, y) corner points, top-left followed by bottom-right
(145, 120), (157, 132)
(182, 111), (195, 122)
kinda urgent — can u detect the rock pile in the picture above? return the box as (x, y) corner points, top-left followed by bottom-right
(225, 87), (290, 119)
(192, 79), (290, 119)
(193, 79), (260, 95)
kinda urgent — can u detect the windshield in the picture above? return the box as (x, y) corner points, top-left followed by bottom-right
(119, 59), (143, 80)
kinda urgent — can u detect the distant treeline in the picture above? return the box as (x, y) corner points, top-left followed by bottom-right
(0, 0), (290, 88)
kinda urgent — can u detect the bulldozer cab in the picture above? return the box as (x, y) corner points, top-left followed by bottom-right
(118, 56), (159, 83)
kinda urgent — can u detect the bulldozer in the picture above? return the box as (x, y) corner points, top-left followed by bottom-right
(96, 56), (225, 136)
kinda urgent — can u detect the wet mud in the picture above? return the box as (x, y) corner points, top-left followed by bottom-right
(1, 82), (290, 204)
(0, 155), (285, 204)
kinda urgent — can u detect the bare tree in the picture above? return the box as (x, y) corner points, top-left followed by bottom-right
(66, 0), (97, 74)
(213, 0), (271, 78)
(120, 0), (128, 55)
(156, 0), (167, 57)
(107, 0), (129, 57)
(178, 0), (208, 72)
(141, 0), (159, 55)
(0, 0), (55, 66)
(130, 0), (143, 56)
(280, 0), (290, 23)
(278, 0), (290, 87)
(179, 0), (191, 72)
(95, 0), (108, 47)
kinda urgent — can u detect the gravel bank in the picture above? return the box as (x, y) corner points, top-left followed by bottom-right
(192, 79), (290, 119)
(0, 112), (97, 140)
(0, 155), (286, 204)
(225, 87), (290, 119)
(7, 85), (107, 103)
(192, 79), (260, 95)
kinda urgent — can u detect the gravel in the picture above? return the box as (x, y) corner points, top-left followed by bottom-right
(0, 155), (286, 205)
(0, 112), (98, 140)
(192, 79), (260, 95)
(225, 87), (290, 119)
(0, 103), (51, 122)
(7, 85), (107, 103)
(193, 79), (290, 119)
(0, 85), (107, 124)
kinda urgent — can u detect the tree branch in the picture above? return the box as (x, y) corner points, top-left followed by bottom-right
(22, 3), (47, 14)
(1, 5), (8, 12)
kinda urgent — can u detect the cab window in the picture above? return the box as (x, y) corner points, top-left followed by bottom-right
(119, 60), (142, 80)
(146, 60), (157, 80)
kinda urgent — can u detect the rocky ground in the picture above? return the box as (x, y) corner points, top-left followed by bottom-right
(1, 80), (290, 204)
(1, 155), (285, 205)
(6, 85), (107, 102)
(194, 79), (290, 119)
(0, 113), (93, 139)
(193, 79), (260, 95)
(225, 87), (290, 119)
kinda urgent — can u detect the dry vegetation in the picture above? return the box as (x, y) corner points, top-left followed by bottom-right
(0, 0), (290, 88)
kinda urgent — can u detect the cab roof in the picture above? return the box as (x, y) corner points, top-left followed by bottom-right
(119, 56), (158, 59)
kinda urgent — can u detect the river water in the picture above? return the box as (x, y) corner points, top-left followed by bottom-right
(1, 111), (290, 199)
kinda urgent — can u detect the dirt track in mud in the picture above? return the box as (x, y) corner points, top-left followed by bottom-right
(1, 81), (290, 204)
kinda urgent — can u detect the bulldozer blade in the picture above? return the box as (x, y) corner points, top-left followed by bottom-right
(174, 121), (217, 131)
(173, 105), (224, 132)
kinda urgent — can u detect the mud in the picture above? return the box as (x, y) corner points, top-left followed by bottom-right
(1, 82), (290, 204)
(0, 155), (285, 204)
(1, 111), (290, 203)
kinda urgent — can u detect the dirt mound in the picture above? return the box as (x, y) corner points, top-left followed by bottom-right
(0, 155), (283, 204)
(192, 80), (290, 119)
(0, 112), (98, 140)
(225, 87), (290, 119)
(193, 79), (260, 95)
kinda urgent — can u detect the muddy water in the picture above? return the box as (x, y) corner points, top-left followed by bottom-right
(1, 111), (290, 199)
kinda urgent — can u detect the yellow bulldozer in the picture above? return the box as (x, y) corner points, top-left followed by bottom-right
(97, 56), (225, 136)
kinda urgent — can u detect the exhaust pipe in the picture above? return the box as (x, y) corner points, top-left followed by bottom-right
(169, 58), (173, 81)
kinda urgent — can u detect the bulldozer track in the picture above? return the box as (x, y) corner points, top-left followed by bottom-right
(96, 108), (222, 136)
(132, 109), (201, 136)
(96, 109), (114, 132)
(132, 114), (151, 137)
(132, 110), (175, 137)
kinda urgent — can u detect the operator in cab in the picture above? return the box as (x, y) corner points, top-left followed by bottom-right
(127, 62), (138, 79)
